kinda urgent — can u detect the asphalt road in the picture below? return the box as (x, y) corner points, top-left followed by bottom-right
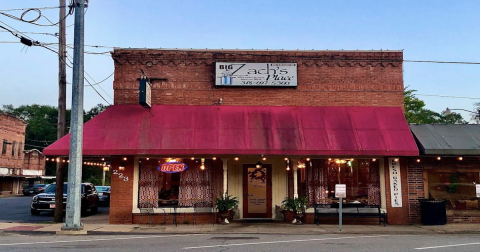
(0, 196), (108, 223)
(1, 233), (480, 252)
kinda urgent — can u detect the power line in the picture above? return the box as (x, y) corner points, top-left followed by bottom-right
(416, 94), (480, 100)
(404, 60), (480, 65)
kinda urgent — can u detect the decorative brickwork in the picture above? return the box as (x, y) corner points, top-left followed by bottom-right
(111, 49), (404, 108)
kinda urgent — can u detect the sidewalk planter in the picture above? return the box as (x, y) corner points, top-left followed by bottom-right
(215, 194), (239, 224)
(282, 210), (295, 222)
(281, 196), (309, 224)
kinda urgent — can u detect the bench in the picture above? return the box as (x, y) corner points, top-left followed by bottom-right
(314, 203), (386, 226)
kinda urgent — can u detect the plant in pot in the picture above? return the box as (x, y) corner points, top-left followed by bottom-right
(215, 193), (239, 224)
(282, 196), (309, 224)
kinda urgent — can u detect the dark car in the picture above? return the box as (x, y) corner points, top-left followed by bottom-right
(96, 186), (110, 206)
(30, 182), (100, 216)
(23, 184), (47, 196)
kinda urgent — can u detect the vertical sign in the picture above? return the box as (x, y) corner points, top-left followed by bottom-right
(476, 184), (480, 198)
(389, 158), (402, 207)
(139, 77), (151, 108)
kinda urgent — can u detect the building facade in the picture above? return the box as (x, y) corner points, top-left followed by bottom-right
(44, 49), (419, 225)
(0, 113), (46, 195)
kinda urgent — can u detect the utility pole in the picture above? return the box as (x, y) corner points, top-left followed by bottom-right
(54, 0), (67, 223)
(62, 0), (85, 231)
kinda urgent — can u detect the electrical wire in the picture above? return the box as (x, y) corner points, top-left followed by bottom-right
(0, 4), (74, 27)
(84, 77), (112, 105)
(416, 94), (480, 100)
(85, 71), (113, 100)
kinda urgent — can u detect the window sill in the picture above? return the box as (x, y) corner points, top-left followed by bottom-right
(447, 210), (480, 217)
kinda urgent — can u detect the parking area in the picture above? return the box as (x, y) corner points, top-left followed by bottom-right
(0, 195), (109, 224)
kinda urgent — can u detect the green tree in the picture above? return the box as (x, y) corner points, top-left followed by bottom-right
(404, 88), (465, 124)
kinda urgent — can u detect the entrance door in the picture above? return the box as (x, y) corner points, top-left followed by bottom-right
(243, 164), (272, 219)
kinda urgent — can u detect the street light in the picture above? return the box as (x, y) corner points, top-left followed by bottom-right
(444, 107), (480, 124)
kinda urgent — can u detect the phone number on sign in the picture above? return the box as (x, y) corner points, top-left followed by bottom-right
(240, 81), (292, 86)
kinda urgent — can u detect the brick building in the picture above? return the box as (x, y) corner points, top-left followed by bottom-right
(44, 49), (420, 225)
(0, 113), (46, 195)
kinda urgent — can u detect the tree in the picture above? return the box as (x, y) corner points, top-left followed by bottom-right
(404, 87), (465, 124)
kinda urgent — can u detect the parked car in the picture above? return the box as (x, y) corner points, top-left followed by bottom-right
(23, 184), (48, 196)
(96, 186), (111, 206)
(30, 182), (100, 216)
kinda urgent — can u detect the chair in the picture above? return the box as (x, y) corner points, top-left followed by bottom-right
(139, 202), (155, 227)
(193, 201), (215, 226)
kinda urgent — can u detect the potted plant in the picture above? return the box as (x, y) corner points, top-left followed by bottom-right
(281, 197), (296, 222)
(281, 196), (309, 224)
(215, 193), (239, 224)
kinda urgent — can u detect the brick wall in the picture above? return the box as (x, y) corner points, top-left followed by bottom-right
(384, 158), (410, 224)
(22, 150), (45, 173)
(407, 157), (480, 224)
(111, 49), (404, 108)
(109, 156), (134, 224)
(0, 113), (26, 169)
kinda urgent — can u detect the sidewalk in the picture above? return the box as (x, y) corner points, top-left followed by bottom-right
(1, 221), (479, 235)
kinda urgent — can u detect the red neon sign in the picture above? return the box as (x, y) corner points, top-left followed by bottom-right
(158, 162), (188, 173)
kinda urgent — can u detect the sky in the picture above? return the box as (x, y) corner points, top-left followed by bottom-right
(1, 0), (479, 122)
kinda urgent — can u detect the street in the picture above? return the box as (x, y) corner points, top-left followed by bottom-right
(0, 196), (108, 223)
(1, 233), (480, 252)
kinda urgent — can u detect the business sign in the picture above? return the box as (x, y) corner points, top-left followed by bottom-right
(139, 77), (152, 108)
(389, 158), (403, 207)
(158, 162), (188, 173)
(215, 62), (297, 87)
(476, 184), (480, 198)
(335, 184), (346, 198)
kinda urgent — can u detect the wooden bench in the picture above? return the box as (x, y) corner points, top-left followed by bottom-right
(314, 203), (386, 226)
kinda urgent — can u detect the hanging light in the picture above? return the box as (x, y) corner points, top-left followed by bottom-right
(286, 166), (290, 171)
(200, 164), (205, 170)
(256, 161), (263, 169)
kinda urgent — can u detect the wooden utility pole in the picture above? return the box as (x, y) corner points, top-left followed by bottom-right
(54, 0), (67, 223)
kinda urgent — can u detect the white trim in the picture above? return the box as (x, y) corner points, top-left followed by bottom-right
(379, 158), (387, 211)
(132, 156), (139, 212)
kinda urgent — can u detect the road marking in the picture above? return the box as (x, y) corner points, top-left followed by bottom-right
(415, 242), (480, 250)
(0, 234), (203, 246)
(184, 235), (391, 250)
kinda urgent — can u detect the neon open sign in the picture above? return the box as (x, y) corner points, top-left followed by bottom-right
(158, 162), (188, 173)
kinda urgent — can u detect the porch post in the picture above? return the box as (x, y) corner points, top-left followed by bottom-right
(291, 158), (298, 198)
(221, 158), (228, 195)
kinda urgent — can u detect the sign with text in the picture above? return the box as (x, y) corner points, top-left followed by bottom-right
(139, 77), (152, 108)
(335, 184), (346, 198)
(476, 184), (480, 198)
(389, 158), (403, 207)
(158, 162), (188, 173)
(215, 62), (297, 87)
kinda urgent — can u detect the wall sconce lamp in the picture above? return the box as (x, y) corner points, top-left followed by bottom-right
(119, 161), (126, 171)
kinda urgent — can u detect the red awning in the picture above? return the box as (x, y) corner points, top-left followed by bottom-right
(43, 105), (418, 156)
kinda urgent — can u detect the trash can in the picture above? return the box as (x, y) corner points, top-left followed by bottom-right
(418, 199), (447, 225)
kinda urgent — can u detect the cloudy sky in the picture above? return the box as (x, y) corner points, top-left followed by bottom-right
(1, 0), (479, 121)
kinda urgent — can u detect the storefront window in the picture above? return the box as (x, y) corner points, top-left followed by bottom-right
(427, 172), (479, 210)
(306, 159), (380, 205)
(137, 158), (223, 208)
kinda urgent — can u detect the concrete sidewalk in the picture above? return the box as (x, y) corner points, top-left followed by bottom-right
(1, 221), (479, 235)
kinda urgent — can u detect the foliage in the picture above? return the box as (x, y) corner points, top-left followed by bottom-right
(281, 196), (309, 213)
(215, 193), (239, 212)
(404, 87), (465, 124)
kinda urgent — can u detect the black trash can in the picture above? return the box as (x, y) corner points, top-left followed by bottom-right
(418, 199), (447, 225)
